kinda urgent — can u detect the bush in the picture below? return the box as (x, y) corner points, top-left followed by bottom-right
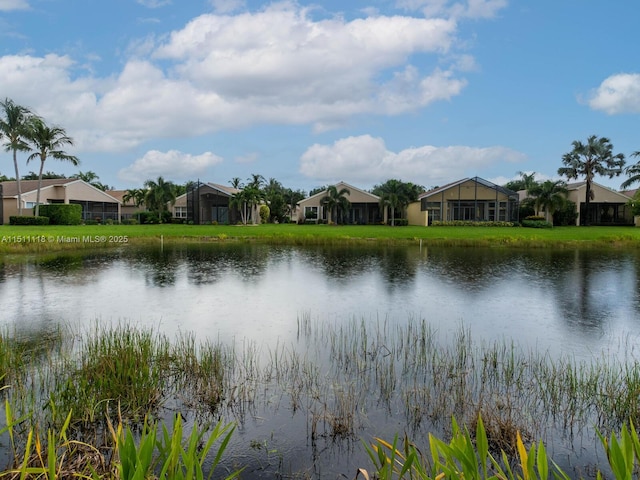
(259, 205), (270, 224)
(553, 200), (578, 226)
(38, 204), (82, 225)
(9, 215), (49, 225)
(522, 217), (552, 228)
(387, 218), (408, 226)
(431, 221), (515, 227)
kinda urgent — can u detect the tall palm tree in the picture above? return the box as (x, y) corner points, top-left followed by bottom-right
(0, 98), (33, 215)
(558, 135), (625, 226)
(229, 177), (242, 189)
(284, 188), (306, 222)
(621, 151), (640, 190)
(528, 180), (568, 220)
(143, 176), (177, 223)
(26, 117), (79, 217)
(230, 189), (249, 225)
(321, 185), (351, 224)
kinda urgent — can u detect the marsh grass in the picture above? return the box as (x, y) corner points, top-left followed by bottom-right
(2, 318), (640, 475)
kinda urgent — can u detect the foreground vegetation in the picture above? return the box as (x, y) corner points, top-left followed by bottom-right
(1, 223), (640, 254)
(1, 319), (640, 477)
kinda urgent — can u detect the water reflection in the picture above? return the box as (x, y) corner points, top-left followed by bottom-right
(1, 244), (639, 358)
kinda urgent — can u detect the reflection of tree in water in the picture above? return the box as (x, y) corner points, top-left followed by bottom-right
(423, 248), (518, 294)
(183, 243), (270, 285)
(125, 248), (180, 287)
(552, 250), (635, 335)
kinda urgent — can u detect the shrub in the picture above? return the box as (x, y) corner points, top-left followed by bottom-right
(553, 200), (579, 226)
(522, 217), (552, 228)
(9, 215), (49, 225)
(431, 220), (515, 227)
(38, 204), (82, 225)
(387, 218), (409, 226)
(259, 205), (270, 224)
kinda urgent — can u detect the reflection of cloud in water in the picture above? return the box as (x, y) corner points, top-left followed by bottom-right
(1, 245), (640, 361)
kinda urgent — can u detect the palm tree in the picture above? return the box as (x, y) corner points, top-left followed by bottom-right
(558, 135), (625, 226)
(143, 176), (178, 223)
(0, 98), (33, 215)
(25, 117), (79, 217)
(321, 185), (351, 224)
(621, 151), (640, 190)
(71, 170), (112, 191)
(284, 188), (306, 222)
(229, 177), (242, 189)
(123, 188), (146, 207)
(373, 179), (422, 226)
(528, 180), (568, 220)
(230, 189), (249, 225)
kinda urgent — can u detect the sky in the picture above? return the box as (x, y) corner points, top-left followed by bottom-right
(1, 0), (639, 194)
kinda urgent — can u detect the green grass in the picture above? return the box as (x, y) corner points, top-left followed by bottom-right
(1, 223), (640, 253)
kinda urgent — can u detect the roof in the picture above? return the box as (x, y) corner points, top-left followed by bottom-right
(419, 176), (518, 200)
(1, 179), (76, 197)
(1, 179), (121, 203)
(299, 181), (380, 205)
(566, 181), (632, 200)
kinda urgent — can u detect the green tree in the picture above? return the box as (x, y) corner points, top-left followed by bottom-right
(284, 188), (306, 223)
(558, 135), (625, 226)
(123, 188), (146, 207)
(0, 98), (33, 215)
(263, 178), (286, 223)
(309, 185), (327, 197)
(321, 185), (351, 224)
(528, 180), (568, 220)
(26, 117), (79, 217)
(143, 176), (178, 223)
(71, 170), (113, 191)
(621, 151), (640, 190)
(372, 179), (423, 226)
(229, 177), (243, 189)
(504, 171), (538, 192)
(230, 189), (249, 225)
(22, 171), (66, 180)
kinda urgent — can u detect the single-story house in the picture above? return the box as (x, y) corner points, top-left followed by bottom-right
(297, 181), (384, 224)
(408, 177), (519, 226)
(0, 179), (121, 224)
(566, 182), (633, 226)
(106, 190), (145, 223)
(182, 182), (241, 224)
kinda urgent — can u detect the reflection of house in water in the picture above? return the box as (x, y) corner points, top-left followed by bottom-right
(178, 182), (241, 224)
(408, 177), (519, 226)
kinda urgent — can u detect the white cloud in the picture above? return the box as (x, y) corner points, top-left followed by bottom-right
(588, 73), (640, 114)
(136, 0), (171, 8)
(118, 150), (223, 183)
(209, 0), (245, 14)
(0, 0), (29, 11)
(235, 153), (258, 164)
(396, 0), (507, 19)
(0, 4), (471, 153)
(299, 135), (526, 187)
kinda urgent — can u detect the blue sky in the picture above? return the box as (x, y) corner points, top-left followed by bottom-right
(1, 0), (639, 193)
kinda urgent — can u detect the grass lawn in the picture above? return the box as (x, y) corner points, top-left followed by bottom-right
(1, 223), (640, 253)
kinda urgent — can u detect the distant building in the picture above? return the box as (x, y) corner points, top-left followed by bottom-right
(1, 179), (120, 224)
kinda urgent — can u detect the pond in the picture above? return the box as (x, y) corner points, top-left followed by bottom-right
(2, 243), (640, 478)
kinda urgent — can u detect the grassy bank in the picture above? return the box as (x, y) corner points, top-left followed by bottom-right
(1, 223), (639, 253)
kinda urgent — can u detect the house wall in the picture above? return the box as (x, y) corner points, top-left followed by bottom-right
(567, 184), (633, 226)
(422, 180), (516, 222)
(407, 202), (428, 226)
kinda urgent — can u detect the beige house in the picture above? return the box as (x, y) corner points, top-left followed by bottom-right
(106, 190), (145, 223)
(409, 177), (519, 226)
(566, 181), (633, 226)
(297, 181), (383, 224)
(0, 179), (121, 224)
